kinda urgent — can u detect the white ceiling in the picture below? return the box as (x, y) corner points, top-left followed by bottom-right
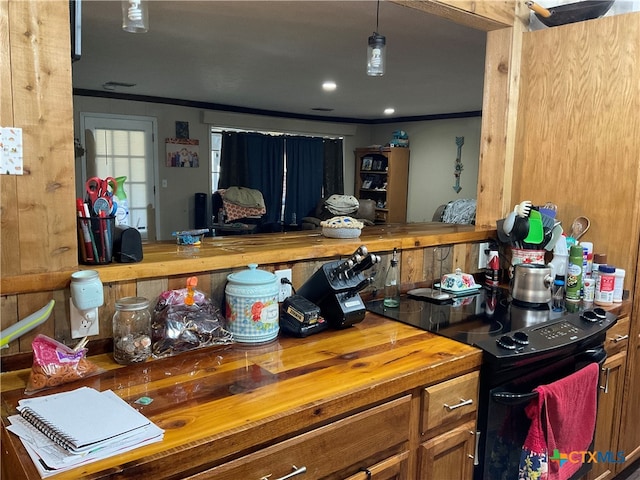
(72, 1), (488, 121)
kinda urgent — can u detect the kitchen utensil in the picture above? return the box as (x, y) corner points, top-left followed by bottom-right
(526, 1), (615, 27)
(569, 216), (591, 240)
(511, 216), (530, 247)
(503, 211), (517, 235)
(511, 264), (553, 304)
(514, 200), (532, 218)
(524, 210), (544, 244)
(544, 222), (564, 251)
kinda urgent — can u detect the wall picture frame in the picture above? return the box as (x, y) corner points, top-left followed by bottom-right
(361, 156), (373, 171)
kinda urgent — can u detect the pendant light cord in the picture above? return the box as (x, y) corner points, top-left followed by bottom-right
(376, 0), (380, 32)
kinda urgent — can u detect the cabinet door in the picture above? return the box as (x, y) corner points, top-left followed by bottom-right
(419, 421), (476, 480)
(587, 351), (627, 480)
(188, 395), (411, 480)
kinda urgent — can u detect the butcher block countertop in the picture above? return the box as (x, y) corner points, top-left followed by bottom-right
(0, 223), (494, 295)
(0, 313), (482, 480)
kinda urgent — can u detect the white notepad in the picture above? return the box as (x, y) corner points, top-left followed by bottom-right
(17, 387), (151, 453)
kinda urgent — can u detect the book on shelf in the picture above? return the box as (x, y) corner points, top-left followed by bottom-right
(7, 386), (164, 478)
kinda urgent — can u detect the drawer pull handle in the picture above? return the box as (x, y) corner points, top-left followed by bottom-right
(610, 334), (629, 343)
(444, 398), (473, 411)
(262, 465), (307, 480)
(599, 367), (611, 394)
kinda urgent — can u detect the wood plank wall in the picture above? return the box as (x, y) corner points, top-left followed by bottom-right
(513, 12), (640, 287)
(1, 0), (77, 353)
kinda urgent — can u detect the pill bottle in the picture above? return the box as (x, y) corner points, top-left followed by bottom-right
(591, 253), (607, 289)
(594, 265), (615, 306)
(113, 296), (152, 365)
(583, 277), (595, 303)
(613, 268), (626, 303)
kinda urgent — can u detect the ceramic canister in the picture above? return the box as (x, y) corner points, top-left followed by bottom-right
(225, 264), (279, 343)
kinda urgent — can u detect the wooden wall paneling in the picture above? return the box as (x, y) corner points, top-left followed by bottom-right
(391, 0), (516, 31)
(16, 292), (55, 351)
(513, 13), (640, 281)
(1, 295), (19, 355)
(52, 289), (70, 342)
(7, 0), (77, 276)
(475, 20), (524, 228)
(400, 249), (425, 285)
(1, 0), (20, 277)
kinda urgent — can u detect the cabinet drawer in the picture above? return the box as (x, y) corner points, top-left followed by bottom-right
(604, 315), (630, 355)
(189, 395), (411, 480)
(421, 371), (479, 434)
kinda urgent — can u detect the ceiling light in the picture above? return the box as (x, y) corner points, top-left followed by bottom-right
(384, 108), (395, 115)
(322, 81), (337, 92)
(122, 0), (149, 33)
(367, 0), (386, 76)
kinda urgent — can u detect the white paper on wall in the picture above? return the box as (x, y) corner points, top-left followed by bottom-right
(0, 127), (24, 175)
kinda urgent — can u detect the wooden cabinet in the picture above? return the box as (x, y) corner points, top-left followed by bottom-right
(588, 315), (630, 480)
(418, 371), (479, 480)
(355, 147), (409, 224)
(186, 395), (412, 480)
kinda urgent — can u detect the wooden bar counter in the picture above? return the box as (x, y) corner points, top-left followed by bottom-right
(0, 223), (494, 295)
(1, 312), (482, 480)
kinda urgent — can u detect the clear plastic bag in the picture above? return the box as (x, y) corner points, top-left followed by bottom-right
(25, 335), (103, 395)
(151, 278), (233, 358)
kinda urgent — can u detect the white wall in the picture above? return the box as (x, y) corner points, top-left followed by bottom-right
(73, 95), (480, 238)
(371, 117), (481, 222)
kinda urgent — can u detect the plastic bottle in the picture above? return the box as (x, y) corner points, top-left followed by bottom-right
(566, 245), (583, 302)
(594, 265), (615, 306)
(552, 275), (565, 312)
(484, 249), (500, 288)
(613, 268), (625, 303)
(591, 253), (607, 293)
(384, 248), (400, 308)
(583, 277), (595, 303)
(115, 176), (130, 226)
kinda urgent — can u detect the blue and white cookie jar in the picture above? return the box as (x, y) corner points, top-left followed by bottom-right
(225, 264), (279, 343)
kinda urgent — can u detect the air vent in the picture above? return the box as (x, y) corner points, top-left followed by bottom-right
(103, 81), (137, 90)
(311, 107), (334, 112)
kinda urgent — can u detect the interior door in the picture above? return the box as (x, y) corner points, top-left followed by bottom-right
(80, 113), (158, 240)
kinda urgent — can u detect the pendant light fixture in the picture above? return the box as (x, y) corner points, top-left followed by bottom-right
(122, 0), (149, 33)
(367, 0), (386, 76)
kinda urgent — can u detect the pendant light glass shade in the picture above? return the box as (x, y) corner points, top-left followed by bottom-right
(122, 0), (149, 33)
(367, 32), (386, 76)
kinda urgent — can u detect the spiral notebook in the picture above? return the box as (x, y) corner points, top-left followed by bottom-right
(17, 386), (151, 454)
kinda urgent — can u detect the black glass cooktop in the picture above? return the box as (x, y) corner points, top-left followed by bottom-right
(365, 288), (617, 362)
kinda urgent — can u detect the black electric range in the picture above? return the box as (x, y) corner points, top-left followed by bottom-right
(365, 287), (617, 365)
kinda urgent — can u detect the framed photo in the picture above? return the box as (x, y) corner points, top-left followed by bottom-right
(175, 121), (190, 139)
(372, 159), (383, 171)
(165, 138), (200, 168)
(361, 157), (373, 171)
(362, 179), (372, 189)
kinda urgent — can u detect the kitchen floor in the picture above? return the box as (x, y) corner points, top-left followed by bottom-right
(616, 458), (640, 480)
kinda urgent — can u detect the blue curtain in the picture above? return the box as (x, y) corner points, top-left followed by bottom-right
(285, 136), (324, 223)
(219, 132), (284, 224)
(323, 138), (344, 196)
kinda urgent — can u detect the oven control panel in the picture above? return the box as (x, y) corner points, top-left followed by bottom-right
(479, 308), (617, 359)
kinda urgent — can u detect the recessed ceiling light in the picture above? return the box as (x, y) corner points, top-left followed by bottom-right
(384, 108), (395, 115)
(322, 81), (337, 92)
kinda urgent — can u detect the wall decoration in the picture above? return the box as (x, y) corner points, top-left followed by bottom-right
(166, 138), (200, 168)
(175, 121), (189, 139)
(452, 136), (464, 193)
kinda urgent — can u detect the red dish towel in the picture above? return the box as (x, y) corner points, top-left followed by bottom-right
(520, 362), (599, 480)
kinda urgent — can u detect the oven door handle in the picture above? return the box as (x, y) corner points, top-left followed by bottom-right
(492, 347), (607, 406)
(492, 390), (538, 405)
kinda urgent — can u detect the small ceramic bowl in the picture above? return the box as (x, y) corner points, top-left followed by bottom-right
(174, 229), (208, 245)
